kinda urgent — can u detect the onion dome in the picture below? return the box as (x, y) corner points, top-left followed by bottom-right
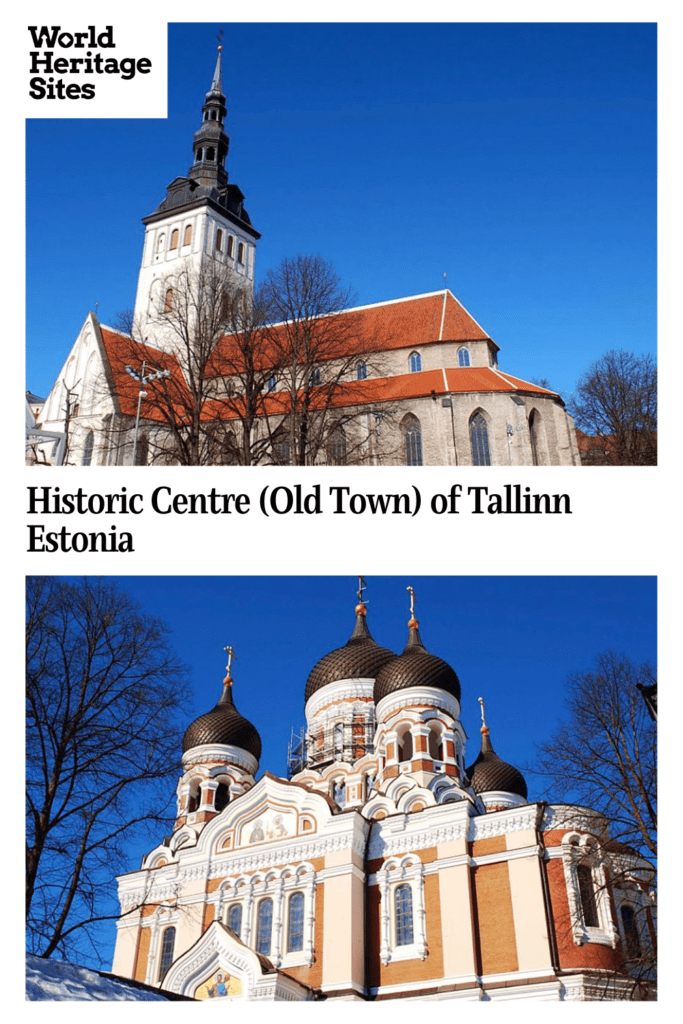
(466, 700), (527, 799)
(305, 602), (396, 704)
(183, 661), (262, 760)
(373, 598), (461, 704)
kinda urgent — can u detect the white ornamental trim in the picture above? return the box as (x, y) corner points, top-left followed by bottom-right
(182, 742), (258, 774)
(376, 686), (459, 723)
(305, 677), (375, 720)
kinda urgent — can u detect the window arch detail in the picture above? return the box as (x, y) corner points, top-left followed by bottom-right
(183, 224), (192, 246)
(403, 415), (423, 466)
(458, 347), (471, 367)
(170, 229), (179, 250)
(378, 855), (427, 964)
(409, 351), (422, 373)
(158, 926), (176, 980)
(470, 411), (491, 466)
(560, 833), (618, 947)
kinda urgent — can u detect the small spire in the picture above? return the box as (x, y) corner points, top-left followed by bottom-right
(478, 696), (493, 752)
(210, 42), (223, 94)
(219, 645), (236, 703)
(355, 575), (367, 616)
(350, 577), (372, 642)
(403, 585), (427, 654)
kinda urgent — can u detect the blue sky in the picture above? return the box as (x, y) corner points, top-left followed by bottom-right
(115, 574), (656, 784)
(26, 22), (656, 401)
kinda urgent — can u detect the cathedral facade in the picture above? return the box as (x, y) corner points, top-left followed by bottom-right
(31, 51), (580, 468)
(111, 585), (655, 1001)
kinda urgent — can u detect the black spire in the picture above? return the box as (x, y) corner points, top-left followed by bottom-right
(188, 47), (230, 188)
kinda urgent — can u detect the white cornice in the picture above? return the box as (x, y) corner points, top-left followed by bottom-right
(182, 742), (258, 774)
(305, 678), (375, 720)
(376, 686), (459, 723)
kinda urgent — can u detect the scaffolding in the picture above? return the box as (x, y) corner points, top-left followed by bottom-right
(286, 721), (375, 777)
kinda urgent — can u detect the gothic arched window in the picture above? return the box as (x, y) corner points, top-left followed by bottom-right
(227, 235), (234, 257)
(403, 416), (423, 466)
(327, 426), (347, 466)
(170, 229), (179, 250)
(395, 885), (414, 946)
(357, 361), (367, 380)
(216, 229), (223, 251)
(458, 348), (471, 367)
(81, 431), (94, 467)
(470, 412), (491, 466)
(158, 926), (176, 980)
(287, 892), (305, 952)
(256, 898), (273, 955)
(183, 224), (192, 246)
(238, 242), (245, 264)
(529, 409), (540, 466)
(227, 903), (242, 939)
(409, 351), (422, 373)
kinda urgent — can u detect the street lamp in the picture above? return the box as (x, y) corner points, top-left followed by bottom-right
(125, 362), (171, 465)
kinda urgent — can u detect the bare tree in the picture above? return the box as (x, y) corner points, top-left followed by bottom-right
(259, 255), (390, 465)
(26, 577), (188, 967)
(533, 651), (657, 995)
(570, 351), (657, 465)
(113, 256), (391, 466)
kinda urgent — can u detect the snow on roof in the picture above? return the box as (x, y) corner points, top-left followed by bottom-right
(25, 954), (190, 1001)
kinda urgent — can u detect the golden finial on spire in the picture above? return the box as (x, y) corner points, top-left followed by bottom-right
(355, 575), (367, 616)
(478, 696), (489, 735)
(223, 645), (236, 685)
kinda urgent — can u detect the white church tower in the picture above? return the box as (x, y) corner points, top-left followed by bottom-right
(132, 47), (261, 349)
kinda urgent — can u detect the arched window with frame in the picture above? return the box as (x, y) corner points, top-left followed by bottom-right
(327, 426), (347, 466)
(256, 898), (273, 955)
(470, 411), (491, 465)
(170, 229), (179, 250)
(620, 905), (642, 959)
(395, 884), (414, 946)
(164, 287), (174, 313)
(238, 242), (245, 264)
(357, 361), (367, 380)
(309, 367), (321, 386)
(183, 224), (192, 246)
(428, 725), (443, 761)
(227, 235), (234, 257)
(577, 863), (599, 928)
(458, 347), (471, 367)
(81, 431), (94, 467)
(227, 903), (242, 939)
(287, 892), (305, 953)
(158, 926), (176, 980)
(397, 727), (413, 763)
(403, 415), (423, 466)
(214, 782), (230, 813)
(216, 228), (223, 251)
(409, 351), (422, 373)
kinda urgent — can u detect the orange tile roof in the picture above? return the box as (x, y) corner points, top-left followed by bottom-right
(207, 290), (493, 377)
(97, 295), (557, 425)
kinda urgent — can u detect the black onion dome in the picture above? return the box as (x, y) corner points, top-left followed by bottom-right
(373, 620), (461, 704)
(305, 608), (396, 704)
(183, 681), (262, 760)
(466, 729), (527, 799)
